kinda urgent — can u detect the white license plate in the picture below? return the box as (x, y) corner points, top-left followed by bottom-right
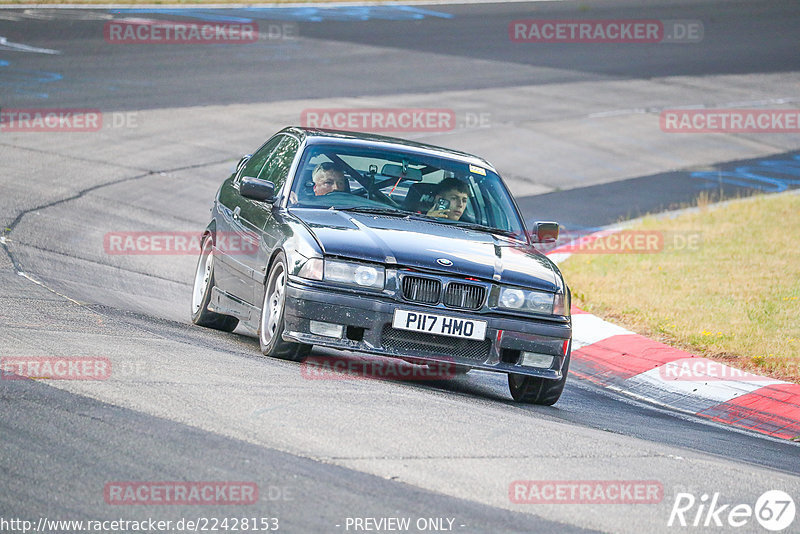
(392, 310), (487, 340)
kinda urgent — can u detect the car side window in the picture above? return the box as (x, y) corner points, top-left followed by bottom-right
(238, 136), (283, 184)
(257, 135), (300, 191)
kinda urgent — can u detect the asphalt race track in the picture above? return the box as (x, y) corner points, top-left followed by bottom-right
(1, 1), (800, 533)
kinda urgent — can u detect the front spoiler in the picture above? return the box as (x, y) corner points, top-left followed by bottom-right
(283, 279), (571, 380)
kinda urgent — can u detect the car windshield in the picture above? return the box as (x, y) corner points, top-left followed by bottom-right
(288, 142), (526, 238)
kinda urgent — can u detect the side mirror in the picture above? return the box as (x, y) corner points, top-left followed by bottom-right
(240, 176), (275, 203)
(236, 154), (252, 173)
(531, 221), (559, 243)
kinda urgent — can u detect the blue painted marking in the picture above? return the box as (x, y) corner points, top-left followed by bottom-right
(692, 171), (791, 193)
(246, 6), (453, 21)
(110, 9), (254, 23)
(110, 6), (453, 23)
(757, 159), (800, 176)
(15, 89), (49, 99)
(691, 155), (800, 192)
(0, 62), (61, 99)
(234, 6), (452, 22)
(393, 5), (455, 19)
(0, 70), (62, 85)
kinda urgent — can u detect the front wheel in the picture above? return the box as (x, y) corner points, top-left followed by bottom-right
(191, 234), (239, 332)
(507, 351), (570, 406)
(259, 252), (311, 361)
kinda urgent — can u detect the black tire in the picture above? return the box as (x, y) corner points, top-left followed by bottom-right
(258, 252), (312, 361)
(191, 234), (239, 332)
(507, 350), (570, 405)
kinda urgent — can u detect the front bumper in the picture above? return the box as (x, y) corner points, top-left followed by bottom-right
(283, 279), (571, 379)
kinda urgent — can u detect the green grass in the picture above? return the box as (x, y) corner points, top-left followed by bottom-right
(560, 192), (800, 383)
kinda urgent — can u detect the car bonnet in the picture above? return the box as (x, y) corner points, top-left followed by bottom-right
(293, 209), (559, 292)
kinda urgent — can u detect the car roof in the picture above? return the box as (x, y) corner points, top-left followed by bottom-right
(281, 126), (497, 173)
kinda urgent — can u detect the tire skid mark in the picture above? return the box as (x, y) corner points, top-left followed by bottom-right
(0, 35), (61, 54)
(0, 155), (233, 279)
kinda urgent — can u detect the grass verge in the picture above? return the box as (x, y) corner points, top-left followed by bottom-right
(560, 191), (800, 383)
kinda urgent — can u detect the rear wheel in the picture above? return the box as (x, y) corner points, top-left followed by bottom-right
(259, 252), (311, 361)
(507, 351), (570, 405)
(191, 234), (239, 332)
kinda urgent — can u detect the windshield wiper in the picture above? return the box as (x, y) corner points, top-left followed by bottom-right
(338, 206), (410, 217)
(445, 220), (521, 239)
(337, 206), (521, 238)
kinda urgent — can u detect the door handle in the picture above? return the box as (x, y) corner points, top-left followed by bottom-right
(233, 206), (241, 220)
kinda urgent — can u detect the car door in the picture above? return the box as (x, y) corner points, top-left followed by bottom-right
(247, 134), (301, 308)
(215, 136), (282, 304)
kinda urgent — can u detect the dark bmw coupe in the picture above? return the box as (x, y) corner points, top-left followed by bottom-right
(192, 127), (572, 404)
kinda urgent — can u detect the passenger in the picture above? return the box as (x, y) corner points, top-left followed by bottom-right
(426, 177), (470, 221)
(312, 162), (348, 196)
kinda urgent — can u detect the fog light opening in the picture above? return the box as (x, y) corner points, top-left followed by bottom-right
(520, 352), (554, 369)
(309, 321), (344, 338)
(346, 326), (365, 342)
(500, 348), (520, 365)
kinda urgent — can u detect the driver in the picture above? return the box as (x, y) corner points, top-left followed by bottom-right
(312, 162), (348, 196)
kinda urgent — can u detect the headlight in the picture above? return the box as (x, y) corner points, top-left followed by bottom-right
(498, 287), (566, 316)
(324, 259), (385, 290)
(499, 288), (525, 309)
